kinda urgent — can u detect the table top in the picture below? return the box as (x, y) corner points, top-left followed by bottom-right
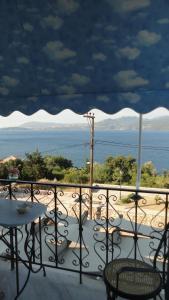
(0, 199), (46, 227)
(104, 258), (161, 297)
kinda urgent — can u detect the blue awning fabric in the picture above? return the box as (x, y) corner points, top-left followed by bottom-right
(0, 0), (169, 115)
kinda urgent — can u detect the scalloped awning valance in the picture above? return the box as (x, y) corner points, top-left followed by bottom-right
(0, 0), (169, 116)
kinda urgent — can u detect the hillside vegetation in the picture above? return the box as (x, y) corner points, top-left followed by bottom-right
(1, 150), (169, 189)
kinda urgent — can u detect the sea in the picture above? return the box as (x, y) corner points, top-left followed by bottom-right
(0, 129), (169, 173)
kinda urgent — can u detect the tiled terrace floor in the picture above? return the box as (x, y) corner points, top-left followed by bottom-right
(0, 260), (107, 300)
(0, 260), (166, 299)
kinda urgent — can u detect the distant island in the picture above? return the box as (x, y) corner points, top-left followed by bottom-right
(1, 116), (169, 131)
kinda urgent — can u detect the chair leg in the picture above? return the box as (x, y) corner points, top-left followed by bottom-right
(106, 286), (116, 300)
(107, 295), (116, 300)
(165, 288), (169, 300)
(158, 293), (164, 300)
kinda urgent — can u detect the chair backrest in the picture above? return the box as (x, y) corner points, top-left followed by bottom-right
(153, 222), (169, 289)
(154, 223), (169, 266)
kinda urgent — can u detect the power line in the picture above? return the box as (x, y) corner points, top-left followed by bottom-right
(13, 140), (169, 158)
(38, 142), (90, 154)
(95, 140), (169, 152)
(9, 142), (90, 158)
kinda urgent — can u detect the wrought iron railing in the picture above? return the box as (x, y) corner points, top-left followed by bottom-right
(0, 179), (168, 282)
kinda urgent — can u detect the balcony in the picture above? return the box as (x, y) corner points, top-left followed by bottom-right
(0, 179), (168, 299)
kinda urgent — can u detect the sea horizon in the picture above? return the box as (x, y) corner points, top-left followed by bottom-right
(0, 129), (169, 173)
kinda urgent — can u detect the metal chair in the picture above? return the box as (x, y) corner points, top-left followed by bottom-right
(103, 223), (169, 300)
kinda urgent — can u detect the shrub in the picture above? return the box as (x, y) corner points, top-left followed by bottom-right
(119, 193), (143, 204)
(120, 194), (132, 204)
(154, 194), (163, 205)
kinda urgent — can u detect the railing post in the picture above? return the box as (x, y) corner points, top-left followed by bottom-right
(79, 187), (82, 284)
(54, 185), (58, 267)
(134, 191), (138, 261)
(106, 189), (109, 265)
(31, 183), (34, 203)
(165, 193), (168, 228)
(30, 183), (36, 264)
(9, 181), (15, 270)
(9, 181), (12, 200)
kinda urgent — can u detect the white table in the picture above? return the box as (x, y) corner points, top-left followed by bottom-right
(0, 199), (46, 299)
(0, 199), (46, 227)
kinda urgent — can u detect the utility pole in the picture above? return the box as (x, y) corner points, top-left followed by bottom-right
(84, 112), (95, 219)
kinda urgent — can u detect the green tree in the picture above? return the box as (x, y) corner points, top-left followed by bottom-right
(64, 168), (88, 184)
(93, 163), (111, 183)
(105, 155), (136, 184)
(44, 155), (73, 180)
(0, 164), (8, 179)
(141, 161), (157, 187)
(6, 158), (23, 179)
(21, 150), (46, 181)
(0, 158), (24, 179)
(141, 161), (156, 177)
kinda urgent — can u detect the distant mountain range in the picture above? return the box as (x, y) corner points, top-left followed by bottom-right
(3, 116), (169, 131)
(94, 116), (169, 131)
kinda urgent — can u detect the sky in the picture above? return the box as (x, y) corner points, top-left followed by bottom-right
(0, 107), (168, 128)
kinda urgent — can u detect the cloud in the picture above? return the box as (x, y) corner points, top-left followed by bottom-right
(88, 35), (100, 42)
(2, 76), (19, 87)
(26, 8), (38, 13)
(0, 87), (9, 95)
(43, 41), (76, 60)
(58, 84), (80, 100)
(97, 95), (110, 102)
(103, 39), (115, 46)
(57, 85), (83, 100)
(107, 0), (150, 13)
(137, 30), (161, 46)
(41, 15), (63, 30)
(13, 68), (20, 73)
(44, 78), (55, 84)
(157, 18), (169, 24)
(92, 53), (106, 61)
(85, 66), (94, 71)
(162, 66), (169, 73)
(71, 73), (90, 86)
(0, 56), (3, 61)
(14, 30), (20, 35)
(165, 82), (169, 88)
(17, 57), (29, 64)
(114, 70), (149, 89)
(60, 94), (82, 100)
(118, 47), (140, 60)
(27, 96), (38, 102)
(58, 84), (76, 94)
(23, 23), (33, 32)
(56, 0), (79, 14)
(41, 89), (50, 95)
(120, 92), (141, 103)
(46, 68), (55, 73)
(9, 41), (21, 48)
(105, 25), (117, 32)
